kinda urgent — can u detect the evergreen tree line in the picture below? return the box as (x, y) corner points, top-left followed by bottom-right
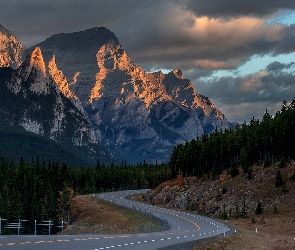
(71, 161), (171, 194)
(0, 157), (74, 234)
(0, 157), (171, 234)
(169, 98), (295, 178)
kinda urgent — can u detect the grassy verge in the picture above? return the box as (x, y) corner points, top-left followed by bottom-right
(194, 215), (295, 250)
(63, 194), (160, 234)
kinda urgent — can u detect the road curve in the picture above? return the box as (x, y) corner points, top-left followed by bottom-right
(0, 189), (230, 250)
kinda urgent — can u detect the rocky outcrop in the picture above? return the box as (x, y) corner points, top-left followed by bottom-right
(144, 165), (295, 217)
(0, 24), (24, 68)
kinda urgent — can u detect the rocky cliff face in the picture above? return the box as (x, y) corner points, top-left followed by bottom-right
(0, 46), (112, 165)
(1, 24), (231, 163)
(28, 27), (229, 163)
(0, 24), (24, 68)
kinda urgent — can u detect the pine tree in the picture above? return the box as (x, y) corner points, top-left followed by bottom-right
(241, 199), (247, 218)
(273, 203), (278, 214)
(58, 183), (76, 223)
(228, 207), (232, 218)
(235, 204), (240, 218)
(255, 201), (263, 215)
(278, 157), (286, 168)
(229, 158), (239, 178)
(247, 166), (253, 180)
(264, 155), (271, 168)
(219, 204), (228, 220)
(275, 170), (284, 187)
(240, 148), (249, 173)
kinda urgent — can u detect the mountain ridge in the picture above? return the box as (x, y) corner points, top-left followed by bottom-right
(0, 24), (232, 163)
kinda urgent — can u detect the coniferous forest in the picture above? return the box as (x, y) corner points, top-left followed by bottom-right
(1, 98), (295, 234)
(0, 157), (171, 234)
(169, 99), (295, 178)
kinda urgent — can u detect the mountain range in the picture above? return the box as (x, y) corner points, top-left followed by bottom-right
(0, 24), (232, 164)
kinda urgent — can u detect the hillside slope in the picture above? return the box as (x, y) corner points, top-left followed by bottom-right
(0, 126), (90, 166)
(145, 163), (295, 218)
(145, 163), (295, 249)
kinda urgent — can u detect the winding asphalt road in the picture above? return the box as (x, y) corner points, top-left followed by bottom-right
(0, 189), (230, 249)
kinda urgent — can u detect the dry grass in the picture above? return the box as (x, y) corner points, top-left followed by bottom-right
(194, 216), (295, 250)
(63, 194), (159, 234)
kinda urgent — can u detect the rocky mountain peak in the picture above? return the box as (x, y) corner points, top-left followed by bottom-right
(0, 24), (13, 35)
(172, 69), (184, 79)
(1, 25), (232, 163)
(19, 47), (51, 94)
(29, 47), (46, 76)
(0, 24), (24, 68)
(35, 26), (119, 56)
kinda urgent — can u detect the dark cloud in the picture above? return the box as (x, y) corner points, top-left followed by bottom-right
(1, 0), (295, 123)
(0, 0), (146, 47)
(185, 0), (295, 18)
(195, 63), (295, 122)
(266, 61), (295, 71)
(197, 71), (295, 105)
(1, 0), (295, 72)
(182, 68), (214, 82)
(216, 102), (282, 124)
(272, 25), (295, 54)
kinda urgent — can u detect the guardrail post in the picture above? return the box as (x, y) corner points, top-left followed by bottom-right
(18, 219), (20, 235)
(48, 220), (51, 235)
(72, 222), (75, 235)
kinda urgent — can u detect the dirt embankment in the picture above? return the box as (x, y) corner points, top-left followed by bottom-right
(145, 162), (295, 249)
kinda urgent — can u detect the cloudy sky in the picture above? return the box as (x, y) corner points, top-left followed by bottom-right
(1, 0), (295, 123)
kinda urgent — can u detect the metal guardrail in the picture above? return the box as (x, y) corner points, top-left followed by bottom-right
(0, 218), (58, 236)
(0, 192), (170, 236)
(0, 217), (169, 236)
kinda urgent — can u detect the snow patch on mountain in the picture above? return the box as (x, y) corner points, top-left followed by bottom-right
(20, 117), (44, 135)
(7, 76), (22, 94)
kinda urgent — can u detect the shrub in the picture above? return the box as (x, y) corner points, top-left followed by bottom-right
(275, 170), (285, 187)
(255, 201), (263, 215)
